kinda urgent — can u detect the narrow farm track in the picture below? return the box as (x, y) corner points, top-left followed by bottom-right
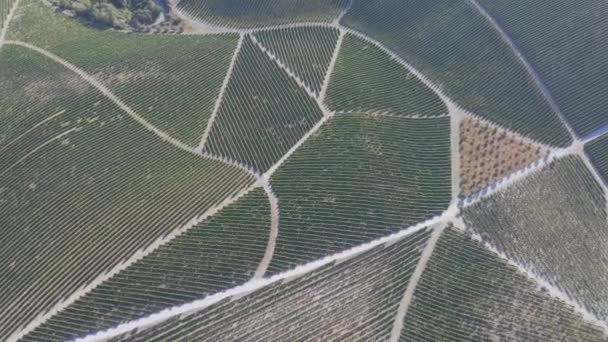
(4, 41), (198, 154)
(318, 29), (344, 104)
(0, 0), (19, 48)
(455, 225), (608, 334)
(6, 182), (262, 342)
(389, 223), (446, 342)
(77, 216), (445, 342)
(250, 34), (318, 100)
(196, 34), (244, 153)
(466, 0), (577, 142)
(6, 6), (608, 339)
(253, 183), (280, 279)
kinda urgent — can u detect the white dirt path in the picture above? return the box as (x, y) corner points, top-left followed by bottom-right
(0, 109), (66, 154)
(77, 212), (451, 342)
(196, 34), (244, 153)
(253, 182), (280, 279)
(5, 41), (197, 155)
(0, 127), (78, 177)
(0, 0), (20, 48)
(389, 223), (446, 342)
(6, 182), (261, 342)
(455, 223), (608, 335)
(318, 28), (344, 105)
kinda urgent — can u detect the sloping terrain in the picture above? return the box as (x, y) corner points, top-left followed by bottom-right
(401, 228), (607, 341)
(464, 156), (608, 320)
(268, 113), (450, 274)
(203, 35), (324, 172)
(342, 0), (572, 147)
(109, 228), (433, 341)
(3, 0), (608, 340)
(326, 33), (447, 117)
(21, 188), (271, 341)
(0, 45), (255, 340)
(254, 26), (339, 96)
(176, 0), (349, 28)
(475, 0), (608, 138)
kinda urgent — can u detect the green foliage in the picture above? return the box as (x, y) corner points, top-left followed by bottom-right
(268, 113), (451, 273)
(343, 0), (572, 147)
(23, 189), (271, 341)
(401, 228), (607, 341)
(326, 33), (447, 117)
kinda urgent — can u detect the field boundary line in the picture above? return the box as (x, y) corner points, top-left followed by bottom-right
(250, 33), (318, 99)
(77, 211), (454, 342)
(318, 28), (344, 105)
(333, 0), (353, 25)
(5, 41), (198, 154)
(253, 182), (280, 279)
(448, 102), (464, 203)
(4, 40), (261, 179)
(389, 223), (446, 342)
(196, 34), (244, 153)
(0, 0), (21, 48)
(7, 181), (261, 342)
(457, 223), (608, 335)
(466, 0), (577, 141)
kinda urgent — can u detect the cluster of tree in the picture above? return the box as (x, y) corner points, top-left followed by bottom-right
(56, 0), (163, 29)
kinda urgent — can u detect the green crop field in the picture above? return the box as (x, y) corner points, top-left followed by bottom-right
(464, 156), (608, 320)
(0, 45), (255, 339)
(204, 35), (324, 172)
(476, 0), (608, 138)
(268, 113), (450, 274)
(176, 0), (348, 28)
(7, 0), (238, 147)
(326, 33), (447, 117)
(22, 188), (271, 341)
(3, 0), (608, 339)
(109, 228), (432, 341)
(401, 228), (607, 341)
(342, 0), (572, 147)
(254, 25), (339, 96)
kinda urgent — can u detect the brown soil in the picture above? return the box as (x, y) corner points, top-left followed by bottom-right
(460, 117), (545, 196)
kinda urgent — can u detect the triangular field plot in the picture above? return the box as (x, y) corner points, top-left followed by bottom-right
(459, 117), (546, 196)
(325, 33), (447, 117)
(400, 228), (607, 341)
(204, 35), (324, 172)
(464, 156), (608, 321)
(254, 26), (340, 96)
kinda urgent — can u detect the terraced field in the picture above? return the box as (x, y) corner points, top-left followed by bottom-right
(475, 0), (608, 138)
(464, 156), (608, 320)
(109, 228), (433, 341)
(3, 0), (608, 340)
(401, 228), (607, 341)
(176, 0), (349, 28)
(342, 0), (572, 147)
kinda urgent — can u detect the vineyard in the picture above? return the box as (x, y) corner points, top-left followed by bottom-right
(342, 0), (572, 147)
(176, 0), (348, 28)
(2, 0), (608, 340)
